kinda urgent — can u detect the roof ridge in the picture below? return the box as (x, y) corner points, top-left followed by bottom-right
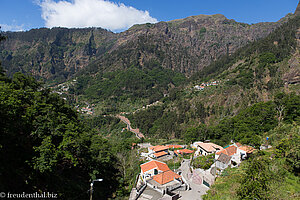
(140, 159), (166, 166)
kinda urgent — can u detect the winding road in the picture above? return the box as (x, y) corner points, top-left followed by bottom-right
(178, 159), (209, 200)
(116, 115), (144, 139)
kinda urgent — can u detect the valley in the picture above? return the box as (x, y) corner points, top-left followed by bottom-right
(0, 2), (300, 200)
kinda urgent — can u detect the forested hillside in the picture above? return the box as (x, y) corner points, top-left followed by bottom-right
(128, 15), (300, 144)
(0, 34), (142, 199)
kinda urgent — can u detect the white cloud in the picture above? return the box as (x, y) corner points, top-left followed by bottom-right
(38, 0), (158, 32)
(0, 24), (25, 32)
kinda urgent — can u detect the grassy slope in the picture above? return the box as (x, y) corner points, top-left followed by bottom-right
(203, 124), (300, 200)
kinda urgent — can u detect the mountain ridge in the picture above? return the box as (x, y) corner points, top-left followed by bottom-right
(0, 13), (293, 83)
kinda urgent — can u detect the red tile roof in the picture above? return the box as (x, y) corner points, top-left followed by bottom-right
(196, 142), (223, 152)
(216, 145), (237, 156)
(167, 145), (183, 149)
(154, 151), (168, 158)
(140, 160), (170, 173)
(149, 145), (169, 152)
(239, 145), (255, 153)
(152, 170), (181, 185)
(177, 149), (194, 154)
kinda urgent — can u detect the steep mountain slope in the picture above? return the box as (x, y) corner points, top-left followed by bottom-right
(0, 14), (291, 83)
(87, 14), (290, 76)
(128, 15), (300, 141)
(0, 27), (116, 82)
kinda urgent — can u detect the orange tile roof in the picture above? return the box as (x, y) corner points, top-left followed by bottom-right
(149, 145), (169, 152)
(239, 145), (255, 153)
(196, 142), (223, 152)
(177, 149), (194, 154)
(140, 160), (170, 173)
(167, 145), (183, 149)
(235, 143), (242, 147)
(154, 151), (168, 158)
(152, 170), (181, 185)
(216, 145), (237, 156)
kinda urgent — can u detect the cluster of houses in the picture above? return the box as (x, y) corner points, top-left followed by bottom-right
(192, 141), (255, 174)
(132, 144), (195, 200)
(140, 144), (194, 160)
(194, 80), (219, 91)
(75, 104), (94, 115)
(51, 79), (77, 102)
(132, 141), (255, 200)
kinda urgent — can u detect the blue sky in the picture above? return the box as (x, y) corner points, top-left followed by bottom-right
(0, 0), (299, 32)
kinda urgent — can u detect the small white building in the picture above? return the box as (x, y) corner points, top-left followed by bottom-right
(194, 142), (223, 156)
(194, 85), (204, 90)
(216, 153), (231, 171)
(140, 160), (170, 180)
(215, 143), (255, 167)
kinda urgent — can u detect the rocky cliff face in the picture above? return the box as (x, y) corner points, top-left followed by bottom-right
(95, 14), (289, 76)
(0, 27), (116, 82)
(0, 14), (292, 82)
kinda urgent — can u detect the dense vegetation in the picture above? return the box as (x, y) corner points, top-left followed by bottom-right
(0, 32), (141, 199)
(0, 71), (115, 199)
(129, 93), (299, 147)
(70, 65), (186, 111)
(128, 16), (300, 146)
(0, 69), (143, 199)
(203, 124), (300, 200)
(192, 153), (215, 170)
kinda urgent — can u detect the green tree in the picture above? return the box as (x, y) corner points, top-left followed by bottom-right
(0, 72), (119, 199)
(237, 155), (272, 200)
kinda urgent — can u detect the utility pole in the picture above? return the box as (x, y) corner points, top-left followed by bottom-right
(89, 179), (103, 200)
(89, 182), (93, 200)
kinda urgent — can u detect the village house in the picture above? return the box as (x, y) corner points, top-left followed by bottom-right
(194, 85), (205, 90)
(193, 142), (223, 156)
(139, 160), (186, 196)
(237, 145), (255, 161)
(215, 153), (231, 171)
(148, 145), (169, 159)
(215, 143), (255, 167)
(215, 144), (241, 166)
(140, 160), (170, 180)
(152, 170), (181, 185)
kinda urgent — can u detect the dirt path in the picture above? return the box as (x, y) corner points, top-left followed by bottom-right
(116, 115), (144, 139)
